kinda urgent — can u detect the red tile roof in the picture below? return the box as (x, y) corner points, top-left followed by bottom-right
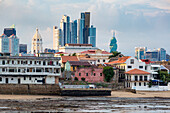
(106, 56), (131, 64)
(81, 50), (112, 54)
(61, 56), (79, 63)
(141, 59), (154, 64)
(69, 61), (91, 66)
(125, 69), (150, 75)
(55, 52), (68, 54)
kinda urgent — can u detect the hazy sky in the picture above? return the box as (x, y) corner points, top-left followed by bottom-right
(0, 0), (170, 56)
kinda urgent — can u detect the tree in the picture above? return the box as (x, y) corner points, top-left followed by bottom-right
(72, 53), (76, 56)
(103, 66), (114, 82)
(74, 77), (78, 81)
(158, 70), (170, 82)
(109, 51), (121, 59)
(81, 77), (85, 81)
(60, 54), (64, 56)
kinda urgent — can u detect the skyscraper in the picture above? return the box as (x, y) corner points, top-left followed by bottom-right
(31, 28), (43, 54)
(4, 28), (16, 37)
(110, 31), (118, 52)
(9, 34), (19, 56)
(135, 47), (147, 59)
(146, 50), (158, 61)
(53, 26), (62, 50)
(0, 34), (9, 53)
(60, 15), (70, 46)
(88, 25), (96, 47)
(70, 20), (77, 44)
(19, 44), (27, 54)
(157, 48), (166, 61)
(82, 12), (90, 44)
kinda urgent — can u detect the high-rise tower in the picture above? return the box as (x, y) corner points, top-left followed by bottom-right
(31, 28), (43, 54)
(88, 25), (96, 47)
(110, 31), (118, 53)
(53, 26), (62, 50)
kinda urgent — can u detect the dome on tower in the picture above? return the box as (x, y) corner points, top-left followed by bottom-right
(32, 28), (42, 40)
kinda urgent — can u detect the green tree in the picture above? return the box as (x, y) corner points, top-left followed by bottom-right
(103, 66), (114, 82)
(158, 70), (170, 82)
(109, 51), (121, 59)
(81, 77), (85, 81)
(74, 77), (78, 81)
(72, 53), (76, 56)
(60, 54), (64, 56)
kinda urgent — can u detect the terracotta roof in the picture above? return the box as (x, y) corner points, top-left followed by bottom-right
(81, 50), (112, 54)
(164, 65), (170, 70)
(61, 56), (79, 63)
(79, 57), (96, 61)
(55, 52), (68, 54)
(65, 43), (92, 46)
(107, 56), (131, 64)
(141, 59), (154, 64)
(69, 61), (91, 66)
(125, 69), (150, 75)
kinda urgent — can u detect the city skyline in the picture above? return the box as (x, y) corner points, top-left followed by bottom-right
(0, 0), (170, 56)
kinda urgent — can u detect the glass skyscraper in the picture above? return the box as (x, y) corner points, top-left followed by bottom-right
(88, 25), (96, 47)
(70, 20), (77, 44)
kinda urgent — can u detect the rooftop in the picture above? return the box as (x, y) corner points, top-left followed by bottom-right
(0, 56), (61, 60)
(68, 61), (91, 66)
(81, 49), (112, 54)
(61, 56), (79, 63)
(125, 68), (151, 75)
(65, 43), (92, 47)
(106, 56), (131, 64)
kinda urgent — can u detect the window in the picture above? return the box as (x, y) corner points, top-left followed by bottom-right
(43, 61), (46, 65)
(86, 73), (88, 76)
(144, 82), (146, 86)
(144, 76), (147, 81)
(12, 60), (14, 64)
(139, 66), (143, 69)
(135, 76), (138, 81)
(130, 59), (134, 64)
(29, 77), (31, 80)
(79, 73), (81, 76)
(39, 61), (41, 65)
(11, 78), (13, 80)
(30, 61), (32, 64)
(94, 73), (96, 76)
(98, 59), (100, 62)
(2, 68), (5, 72)
(24, 77), (26, 80)
(140, 76), (143, 81)
(145, 66), (147, 70)
(37, 39), (39, 41)
(34, 61), (36, 65)
(100, 73), (102, 76)
(34, 39), (36, 41)
(21, 61), (23, 64)
(128, 66), (132, 68)
(2, 60), (5, 65)
(0, 77), (2, 81)
(18, 61), (20, 64)
(139, 82), (141, 86)
(134, 82), (136, 86)
(103, 59), (105, 62)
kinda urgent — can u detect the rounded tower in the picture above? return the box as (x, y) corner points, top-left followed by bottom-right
(31, 28), (43, 54)
(109, 31), (118, 53)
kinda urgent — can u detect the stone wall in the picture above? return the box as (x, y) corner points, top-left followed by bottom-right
(0, 84), (61, 95)
(61, 89), (111, 96)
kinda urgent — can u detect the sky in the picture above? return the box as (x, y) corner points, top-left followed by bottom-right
(0, 0), (170, 56)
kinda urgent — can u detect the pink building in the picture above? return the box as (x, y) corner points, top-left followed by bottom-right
(74, 68), (105, 83)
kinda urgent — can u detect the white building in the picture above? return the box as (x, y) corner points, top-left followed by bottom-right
(125, 68), (151, 90)
(0, 56), (61, 84)
(31, 28), (43, 54)
(59, 44), (98, 54)
(53, 26), (62, 50)
(9, 34), (19, 56)
(0, 34), (9, 53)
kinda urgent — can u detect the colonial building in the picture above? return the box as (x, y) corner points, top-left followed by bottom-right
(31, 28), (43, 54)
(0, 56), (61, 84)
(125, 68), (151, 90)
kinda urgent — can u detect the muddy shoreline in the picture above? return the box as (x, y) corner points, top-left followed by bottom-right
(0, 91), (170, 112)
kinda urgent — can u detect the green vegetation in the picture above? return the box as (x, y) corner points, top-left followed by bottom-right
(72, 53), (76, 56)
(148, 79), (152, 88)
(60, 54), (64, 56)
(81, 77), (85, 81)
(61, 67), (64, 72)
(74, 77), (78, 81)
(109, 51), (121, 59)
(158, 70), (170, 82)
(103, 66), (114, 82)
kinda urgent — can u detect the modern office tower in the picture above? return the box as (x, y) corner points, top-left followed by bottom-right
(110, 31), (118, 52)
(146, 50), (159, 61)
(166, 54), (170, 61)
(4, 28), (16, 37)
(88, 25), (96, 47)
(0, 34), (9, 53)
(53, 26), (62, 50)
(19, 44), (27, 54)
(135, 47), (147, 59)
(9, 34), (19, 56)
(82, 12), (90, 44)
(60, 15), (70, 46)
(70, 20), (77, 44)
(157, 48), (166, 61)
(31, 28), (43, 54)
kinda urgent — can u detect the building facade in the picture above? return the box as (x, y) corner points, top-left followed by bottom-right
(70, 20), (77, 44)
(88, 25), (96, 47)
(53, 26), (62, 50)
(9, 34), (19, 56)
(19, 44), (27, 54)
(0, 34), (9, 53)
(135, 47), (147, 60)
(0, 56), (61, 84)
(31, 28), (43, 54)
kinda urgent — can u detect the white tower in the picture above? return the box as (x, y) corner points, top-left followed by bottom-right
(31, 28), (43, 54)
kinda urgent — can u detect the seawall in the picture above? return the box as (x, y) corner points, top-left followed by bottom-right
(0, 84), (61, 95)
